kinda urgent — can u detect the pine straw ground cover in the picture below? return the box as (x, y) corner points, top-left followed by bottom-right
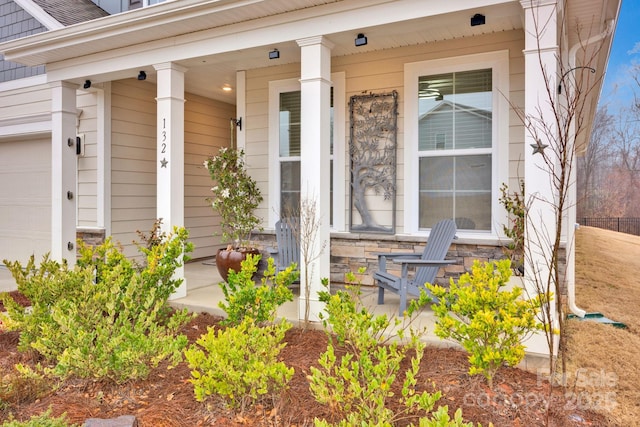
(0, 225), (635, 426)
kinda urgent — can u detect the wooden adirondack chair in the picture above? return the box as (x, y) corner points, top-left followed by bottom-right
(373, 219), (457, 316)
(267, 218), (300, 277)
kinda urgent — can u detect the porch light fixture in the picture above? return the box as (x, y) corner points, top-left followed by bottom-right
(269, 49), (279, 60)
(83, 80), (91, 89)
(137, 71), (147, 81)
(470, 14), (485, 26)
(355, 33), (368, 47)
(222, 85), (232, 92)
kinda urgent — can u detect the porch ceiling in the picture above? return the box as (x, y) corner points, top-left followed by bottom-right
(174, 4), (525, 102)
(1, 0), (525, 102)
(0, 0), (620, 106)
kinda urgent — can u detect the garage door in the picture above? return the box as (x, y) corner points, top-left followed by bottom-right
(0, 137), (51, 264)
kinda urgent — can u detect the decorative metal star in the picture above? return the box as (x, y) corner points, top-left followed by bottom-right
(530, 140), (548, 155)
(160, 158), (168, 168)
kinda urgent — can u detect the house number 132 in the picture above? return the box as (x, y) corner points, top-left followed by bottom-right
(160, 118), (168, 168)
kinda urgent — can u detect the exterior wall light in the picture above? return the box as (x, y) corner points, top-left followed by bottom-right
(355, 33), (368, 47)
(471, 14), (485, 26)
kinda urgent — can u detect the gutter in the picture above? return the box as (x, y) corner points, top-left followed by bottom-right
(567, 18), (615, 318)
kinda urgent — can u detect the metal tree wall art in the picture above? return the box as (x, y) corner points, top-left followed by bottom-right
(349, 91), (397, 233)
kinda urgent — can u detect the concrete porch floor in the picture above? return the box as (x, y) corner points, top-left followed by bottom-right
(170, 258), (446, 345)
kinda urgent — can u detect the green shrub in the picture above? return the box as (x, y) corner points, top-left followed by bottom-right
(499, 180), (525, 274)
(310, 272), (476, 427)
(0, 255), (91, 351)
(1, 408), (77, 427)
(0, 226), (193, 383)
(219, 254), (297, 326)
(184, 316), (294, 411)
(427, 259), (546, 388)
(0, 364), (55, 408)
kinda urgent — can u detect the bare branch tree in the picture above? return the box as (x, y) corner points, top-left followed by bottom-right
(514, 4), (610, 417)
(282, 191), (327, 330)
(577, 107), (614, 217)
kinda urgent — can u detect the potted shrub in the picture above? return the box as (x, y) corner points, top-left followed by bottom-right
(204, 146), (263, 281)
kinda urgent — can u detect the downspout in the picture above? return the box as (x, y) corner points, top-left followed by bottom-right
(566, 19), (615, 317)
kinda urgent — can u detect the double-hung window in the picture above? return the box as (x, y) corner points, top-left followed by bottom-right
(404, 51), (509, 235)
(278, 90), (303, 217)
(269, 74), (345, 230)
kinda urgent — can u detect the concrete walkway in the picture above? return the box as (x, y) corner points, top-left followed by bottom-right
(0, 265), (16, 293)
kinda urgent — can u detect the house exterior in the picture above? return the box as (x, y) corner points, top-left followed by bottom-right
(0, 0), (621, 353)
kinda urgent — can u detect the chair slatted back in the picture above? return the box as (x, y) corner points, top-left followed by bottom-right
(414, 219), (457, 286)
(275, 218), (300, 271)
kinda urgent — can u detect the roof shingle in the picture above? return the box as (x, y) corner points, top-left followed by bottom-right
(32, 0), (110, 26)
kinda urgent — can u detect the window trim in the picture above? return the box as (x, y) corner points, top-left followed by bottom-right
(268, 72), (346, 230)
(404, 50), (509, 237)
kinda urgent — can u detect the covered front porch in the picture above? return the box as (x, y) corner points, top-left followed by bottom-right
(171, 258), (439, 333)
(0, 256), (548, 371)
(168, 258), (546, 372)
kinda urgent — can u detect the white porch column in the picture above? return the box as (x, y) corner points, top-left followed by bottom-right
(97, 82), (112, 236)
(154, 62), (187, 299)
(50, 81), (78, 262)
(297, 36), (333, 321)
(521, 0), (559, 356)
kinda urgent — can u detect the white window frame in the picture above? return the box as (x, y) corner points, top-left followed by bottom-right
(268, 72), (346, 231)
(404, 50), (509, 238)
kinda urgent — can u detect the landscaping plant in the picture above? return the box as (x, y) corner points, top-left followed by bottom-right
(0, 364), (54, 412)
(204, 146), (263, 249)
(499, 180), (525, 275)
(0, 227), (194, 383)
(1, 409), (77, 427)
(427, 259), (546, 389)
(218, 253), (297, 326)
(184, 315), (294, 411)
(186, 252), (296, 411)
(309, 271), (477, 427)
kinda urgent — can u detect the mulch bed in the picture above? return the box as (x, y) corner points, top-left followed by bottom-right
(0, 290), (608, 426)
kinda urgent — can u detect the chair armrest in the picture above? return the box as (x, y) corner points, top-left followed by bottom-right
(373, 252), (421, 259)
(266, 246), (278, 255)
(390, 258), (455, 267)
(393, 259), (456, 280)
(375, 252), (423, 273)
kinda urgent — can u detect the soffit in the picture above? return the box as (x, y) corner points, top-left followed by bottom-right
(0, 0), (620, 107)
(2, 0), (523, 66)
(0, 0), (351, 66)
(1, 0), (525, 101)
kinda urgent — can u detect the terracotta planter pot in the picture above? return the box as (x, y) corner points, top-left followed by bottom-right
(215, 247), (261, 282)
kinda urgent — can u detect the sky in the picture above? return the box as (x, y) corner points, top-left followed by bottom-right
(599, 0), (640, 112)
